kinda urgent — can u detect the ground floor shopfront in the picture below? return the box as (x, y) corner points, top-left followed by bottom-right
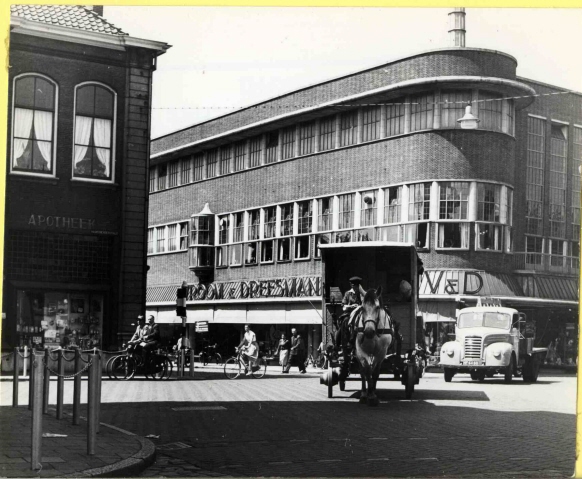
(146, 268), (579, 363)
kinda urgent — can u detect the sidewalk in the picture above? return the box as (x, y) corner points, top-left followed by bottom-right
(0, 405), (155, 477)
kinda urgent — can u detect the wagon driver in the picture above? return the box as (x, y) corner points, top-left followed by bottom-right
(335, 276), (366, 351)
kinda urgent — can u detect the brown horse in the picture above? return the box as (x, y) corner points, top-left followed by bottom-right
(354, 286), (393, 407)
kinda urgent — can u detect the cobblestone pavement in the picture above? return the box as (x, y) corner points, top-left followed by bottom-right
(2, 369), (576, 477)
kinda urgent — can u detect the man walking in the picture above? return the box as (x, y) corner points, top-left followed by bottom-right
(286, 328), (306, 374)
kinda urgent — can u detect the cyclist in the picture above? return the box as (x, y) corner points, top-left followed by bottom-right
(237, 324), (259, 376)
(141, 315), (160, 363)
(128, 315), (148, 357)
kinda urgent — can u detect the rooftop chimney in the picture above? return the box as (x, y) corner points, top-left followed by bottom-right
(448, 8), (466, 47)
(89, 6), (104, 17)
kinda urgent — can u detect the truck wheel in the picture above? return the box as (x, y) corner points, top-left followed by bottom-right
(504, 355), (515, 382)
(405, 364), (415, 399)
(444, 369), (454, 383)
(470, 371), (479, 380)
(523, 356), (540, 383)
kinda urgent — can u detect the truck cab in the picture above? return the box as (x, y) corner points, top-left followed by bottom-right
(439, 305), (545, 383)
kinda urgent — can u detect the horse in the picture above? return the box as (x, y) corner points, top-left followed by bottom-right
(354, 286), (393, 407)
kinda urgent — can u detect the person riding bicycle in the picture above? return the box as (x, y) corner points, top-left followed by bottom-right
(141, 315), (160, 364)
(335, 276), (365, 353)
(237, 324), (259, 376)
(128, 315), (148, 357)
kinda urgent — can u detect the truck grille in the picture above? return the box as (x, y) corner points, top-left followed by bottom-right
(464, 336), (482, 359)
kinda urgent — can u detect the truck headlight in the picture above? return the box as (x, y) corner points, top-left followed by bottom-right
(446, 347), (455, 357)
(492, 349), (501, 358)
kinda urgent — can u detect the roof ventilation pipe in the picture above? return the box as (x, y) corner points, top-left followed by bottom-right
(448, 8), (466, 47)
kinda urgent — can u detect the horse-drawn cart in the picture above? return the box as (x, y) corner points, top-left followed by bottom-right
(319, 242), (424, 404)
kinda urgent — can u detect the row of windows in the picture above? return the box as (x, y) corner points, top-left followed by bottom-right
(526, 117), (581, 240)
(11, 74), (117, 182)
(149, 88), (515, 192)
(148, 181), (514, 263)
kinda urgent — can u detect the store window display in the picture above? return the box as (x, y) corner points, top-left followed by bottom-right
(16, 290), (103, 349)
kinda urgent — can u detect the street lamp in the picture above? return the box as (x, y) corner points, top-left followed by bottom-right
(457, 104), (480, 129)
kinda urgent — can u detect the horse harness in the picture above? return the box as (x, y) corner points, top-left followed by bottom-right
(354, 307), (394, 337)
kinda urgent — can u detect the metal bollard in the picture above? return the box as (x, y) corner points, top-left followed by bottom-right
(95, 350), (101, 434)
(56, 349), (64, 419)
(31, 352), (44, 470)
(23, 345), (28, 378)
(73, 349), (81, 426)
(189, 348), (195, 377)
(179, 349), (185, 377)
(87, 350), (101, 455)
(12, 348), (19, 407)
(28, 348), (34, 411)
(43, 349), (50, 415)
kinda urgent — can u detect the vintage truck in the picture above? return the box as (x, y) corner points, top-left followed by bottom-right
(439, 301), (547, 383)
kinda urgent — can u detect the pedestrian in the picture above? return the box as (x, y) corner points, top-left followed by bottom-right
(286, 328), (306, 373)
(275, 332), (291, 373)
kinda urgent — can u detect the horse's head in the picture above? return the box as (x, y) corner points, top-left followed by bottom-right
(361, 286), (383, 340)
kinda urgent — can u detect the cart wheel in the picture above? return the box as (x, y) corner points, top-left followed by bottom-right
(339, 381), (345, 391)
(328, 380), (333, 398)
(504, 355), (514, 382)
(444, 368), (454, 382)
(405, 364), (415, 399)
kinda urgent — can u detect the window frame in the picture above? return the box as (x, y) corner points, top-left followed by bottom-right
(11, 73), (59, 178)
(72, 81), (117, 183)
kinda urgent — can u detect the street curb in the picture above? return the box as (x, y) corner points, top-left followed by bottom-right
(65, 435), (156, 478)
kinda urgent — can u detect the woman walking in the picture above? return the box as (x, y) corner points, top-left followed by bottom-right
(275, 333), (291, 373)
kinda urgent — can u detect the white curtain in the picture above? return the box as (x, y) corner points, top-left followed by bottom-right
(74, 116), (92, 168)
(33, 111), (53, 170)
(13, 108), (34, 166)
(93, 118), (111, 177)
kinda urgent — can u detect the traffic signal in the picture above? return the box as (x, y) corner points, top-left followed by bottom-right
(176, 283), (188, 318)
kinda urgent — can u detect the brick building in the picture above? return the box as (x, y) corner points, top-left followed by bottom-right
(146, 10), (579, 362)
(3, 5), (169, 350)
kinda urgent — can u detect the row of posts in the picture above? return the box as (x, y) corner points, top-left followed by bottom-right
(12, 347), (102, 470)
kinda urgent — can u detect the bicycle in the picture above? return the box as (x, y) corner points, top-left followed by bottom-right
(110, 345), (172, 380)
(223, 348), (267, 379)
(199, 343), (223, 366)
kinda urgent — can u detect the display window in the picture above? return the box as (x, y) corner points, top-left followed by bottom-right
(16, 290), (103, 349)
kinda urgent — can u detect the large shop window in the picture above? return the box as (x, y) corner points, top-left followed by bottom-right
(410, 93), (434, 132)
(384, 186), (401, 223)
(386, 98), (405, 137)
(280, 204), (294, 236)
(439, 182), (469, 220)
(12, 75), (56, 175)
(409, 183), (431, 221)
(17, 290), (103, 350)
(319, 115), (336, 152)
(476, 223), (502, 251)
(440, 90), (471, 129)
(73, 84), (115, 180)
(339, 193), (355, 229)
(438, 223), (470, 249)
(318, 197), (333, 231)
(361, 190), (377, 227)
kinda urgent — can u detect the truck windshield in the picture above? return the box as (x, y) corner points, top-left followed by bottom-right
(457, 312), (511, 329)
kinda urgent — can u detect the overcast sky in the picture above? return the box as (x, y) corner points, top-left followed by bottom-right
(103, 7), (582, 139)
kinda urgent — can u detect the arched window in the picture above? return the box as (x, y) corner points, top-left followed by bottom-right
(73, 83), (115, 180)
(12, 74), (57, 175)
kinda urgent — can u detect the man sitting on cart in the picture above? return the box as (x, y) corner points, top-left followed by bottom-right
(335, 276), (366, 352)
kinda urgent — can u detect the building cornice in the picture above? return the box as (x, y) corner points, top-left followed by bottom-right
(10, 16), (170, 55)
(151, 75), (535, 160)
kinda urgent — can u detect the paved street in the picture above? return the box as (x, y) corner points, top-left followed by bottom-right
(1, 368), (576, 477)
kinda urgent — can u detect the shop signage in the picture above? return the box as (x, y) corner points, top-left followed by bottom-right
(196, 321), (209, 332)
(186, 276), (321, 301)
(28, 214), (96, 230)
(420, 270), (484, 296)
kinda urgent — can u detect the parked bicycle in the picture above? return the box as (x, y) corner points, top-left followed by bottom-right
(199, 343), (223, 366)
(223, 347), (267, 379)
(110, 344), (172, 380)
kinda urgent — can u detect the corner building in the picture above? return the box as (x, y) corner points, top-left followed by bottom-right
(3, 6), (169, 351)
(147, 37), (580, 361)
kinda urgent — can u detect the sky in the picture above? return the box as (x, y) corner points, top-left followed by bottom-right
(103, 7), (582, 139)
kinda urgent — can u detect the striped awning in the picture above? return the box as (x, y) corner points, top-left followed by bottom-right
(517, 275), (579, 301)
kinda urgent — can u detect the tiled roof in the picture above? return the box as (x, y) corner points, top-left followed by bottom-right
(11, 5), (127, 36)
